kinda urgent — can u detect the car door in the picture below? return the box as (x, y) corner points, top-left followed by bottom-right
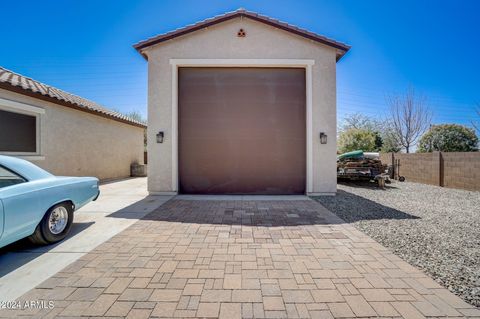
(0, 164), (24, 241)
(0, 199), (4, 240)
(0, 166), (41, 243)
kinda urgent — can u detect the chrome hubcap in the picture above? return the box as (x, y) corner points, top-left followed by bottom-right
(48, 207), (68, 235)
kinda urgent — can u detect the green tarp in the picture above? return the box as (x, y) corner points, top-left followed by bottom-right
(337, 150), (363, 161)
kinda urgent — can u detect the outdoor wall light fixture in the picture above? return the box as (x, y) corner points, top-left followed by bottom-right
(156, 131), (164, 143)
(320, 132), (328, 144)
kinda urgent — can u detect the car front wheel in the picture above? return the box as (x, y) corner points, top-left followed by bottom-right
(29, 202), (74, 245)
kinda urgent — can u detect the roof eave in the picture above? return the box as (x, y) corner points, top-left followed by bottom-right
(0, 82), (147, 129)
(336, 48), (350, 62)
(133, 10), (350, 62)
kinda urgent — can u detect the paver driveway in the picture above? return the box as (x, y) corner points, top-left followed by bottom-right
(0, 177), (172, 301)
(1, 198), (479, 318)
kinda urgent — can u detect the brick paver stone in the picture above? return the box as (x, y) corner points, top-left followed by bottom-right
(105, 301), (135, 317)
(126, 308), (152, 319)
(196, 302), (220, 318)
(311, 290), (345, 303)
(232, 289), (263, 303)
(263, 296), (285, 311)
(327, 302), (355, 318)
(220, 302), (242, 319)
(224, 274), (242, 289)
(149, 289), (182, 302)
(1, 198), (478, 318)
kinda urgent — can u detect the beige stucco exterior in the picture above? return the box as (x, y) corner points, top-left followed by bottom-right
(0, 88), (144, 180)
(143, 17), (338, 195)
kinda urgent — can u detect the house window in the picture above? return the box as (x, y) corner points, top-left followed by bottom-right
(0, 109), (37, 152)
(0, 97), (44, 157)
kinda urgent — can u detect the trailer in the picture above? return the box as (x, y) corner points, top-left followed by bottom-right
(337, 150), (390, 188)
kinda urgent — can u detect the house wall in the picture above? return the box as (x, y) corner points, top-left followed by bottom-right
(144, 17), (338, 195)
(0, 88), (144, 180)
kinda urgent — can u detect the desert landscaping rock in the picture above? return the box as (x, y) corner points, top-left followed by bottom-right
(315, 181), (480, 307)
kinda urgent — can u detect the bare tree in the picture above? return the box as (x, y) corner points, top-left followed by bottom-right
(387, 88), (432, 153)
(339, 113), (380, 132)
(120, 110), (147, 149)
(472, 104), (480, 134)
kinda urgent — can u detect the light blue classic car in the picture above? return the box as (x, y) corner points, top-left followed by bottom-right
(0, 155), (99, 248)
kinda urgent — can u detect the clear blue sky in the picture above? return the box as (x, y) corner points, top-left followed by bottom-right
(1, 0), (479, 126)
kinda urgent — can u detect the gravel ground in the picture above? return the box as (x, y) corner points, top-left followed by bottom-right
(315, 181), (480, 307)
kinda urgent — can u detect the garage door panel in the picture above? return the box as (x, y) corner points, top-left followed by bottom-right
(179, 67), (306, 194)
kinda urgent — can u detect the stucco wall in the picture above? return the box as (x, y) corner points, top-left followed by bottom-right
(0, 88), (144, 180)
(144, 17), (338, 194)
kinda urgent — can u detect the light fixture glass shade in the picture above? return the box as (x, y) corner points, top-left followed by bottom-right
(156, 131), (164, 143)
(320, 132), (327, 144)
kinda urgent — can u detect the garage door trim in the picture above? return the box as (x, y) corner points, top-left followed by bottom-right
(169, 59), (315, 194)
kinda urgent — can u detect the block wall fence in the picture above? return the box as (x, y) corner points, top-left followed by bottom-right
(380, 152), (480, 191)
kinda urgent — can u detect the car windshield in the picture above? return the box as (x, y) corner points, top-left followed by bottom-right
(0, 165), (26, 189)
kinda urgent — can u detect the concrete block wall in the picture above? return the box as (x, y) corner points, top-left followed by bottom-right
(442, 152), (480, 191)
(382, 152), (480, 191)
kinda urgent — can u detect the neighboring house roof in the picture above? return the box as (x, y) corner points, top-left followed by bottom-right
(0, 66), (146, 128)
(133, 8), (351, 61)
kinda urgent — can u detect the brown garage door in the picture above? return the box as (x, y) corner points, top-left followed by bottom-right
(178, 67), (306, 194)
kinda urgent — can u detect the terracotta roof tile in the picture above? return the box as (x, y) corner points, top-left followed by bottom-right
(0, 66), (146, 128)
(134, 8), (350, 61)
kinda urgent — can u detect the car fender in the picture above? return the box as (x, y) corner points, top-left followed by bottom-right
(35, 177), (98, 213)
(36, 184), (76, 214)
(47, 198), (75, 211)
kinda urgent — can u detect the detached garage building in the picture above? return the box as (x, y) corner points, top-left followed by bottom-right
(0, 67), (146, 180)
(134, 9), (350, 195)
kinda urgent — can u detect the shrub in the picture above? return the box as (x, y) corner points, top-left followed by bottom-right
(417, 124), (478, 152)
(338, 128), (377, 153)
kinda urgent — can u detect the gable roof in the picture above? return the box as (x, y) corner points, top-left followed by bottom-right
(133, 8), (351, 61)
(0, 66), (146, 128)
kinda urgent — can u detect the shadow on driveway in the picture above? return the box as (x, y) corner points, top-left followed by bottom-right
(314, 188), (419, 223)
(0, 221), (94, 277)
(0, 193), (170, 273)
(115, 194), (418, 228)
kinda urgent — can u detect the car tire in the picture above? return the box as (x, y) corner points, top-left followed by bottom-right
(29, 202), (74, 245)
(28, 224), (48, 245)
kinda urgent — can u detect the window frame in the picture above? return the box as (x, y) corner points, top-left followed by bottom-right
(0, 164), (28, 189)
(0, 97), (45, 159)
(0, 164), (28, 182)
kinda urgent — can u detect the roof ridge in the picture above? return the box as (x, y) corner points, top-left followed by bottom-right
(0, 66), (146, 128)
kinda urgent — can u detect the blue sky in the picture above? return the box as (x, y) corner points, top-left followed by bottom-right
(1, 0), (479, 126)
